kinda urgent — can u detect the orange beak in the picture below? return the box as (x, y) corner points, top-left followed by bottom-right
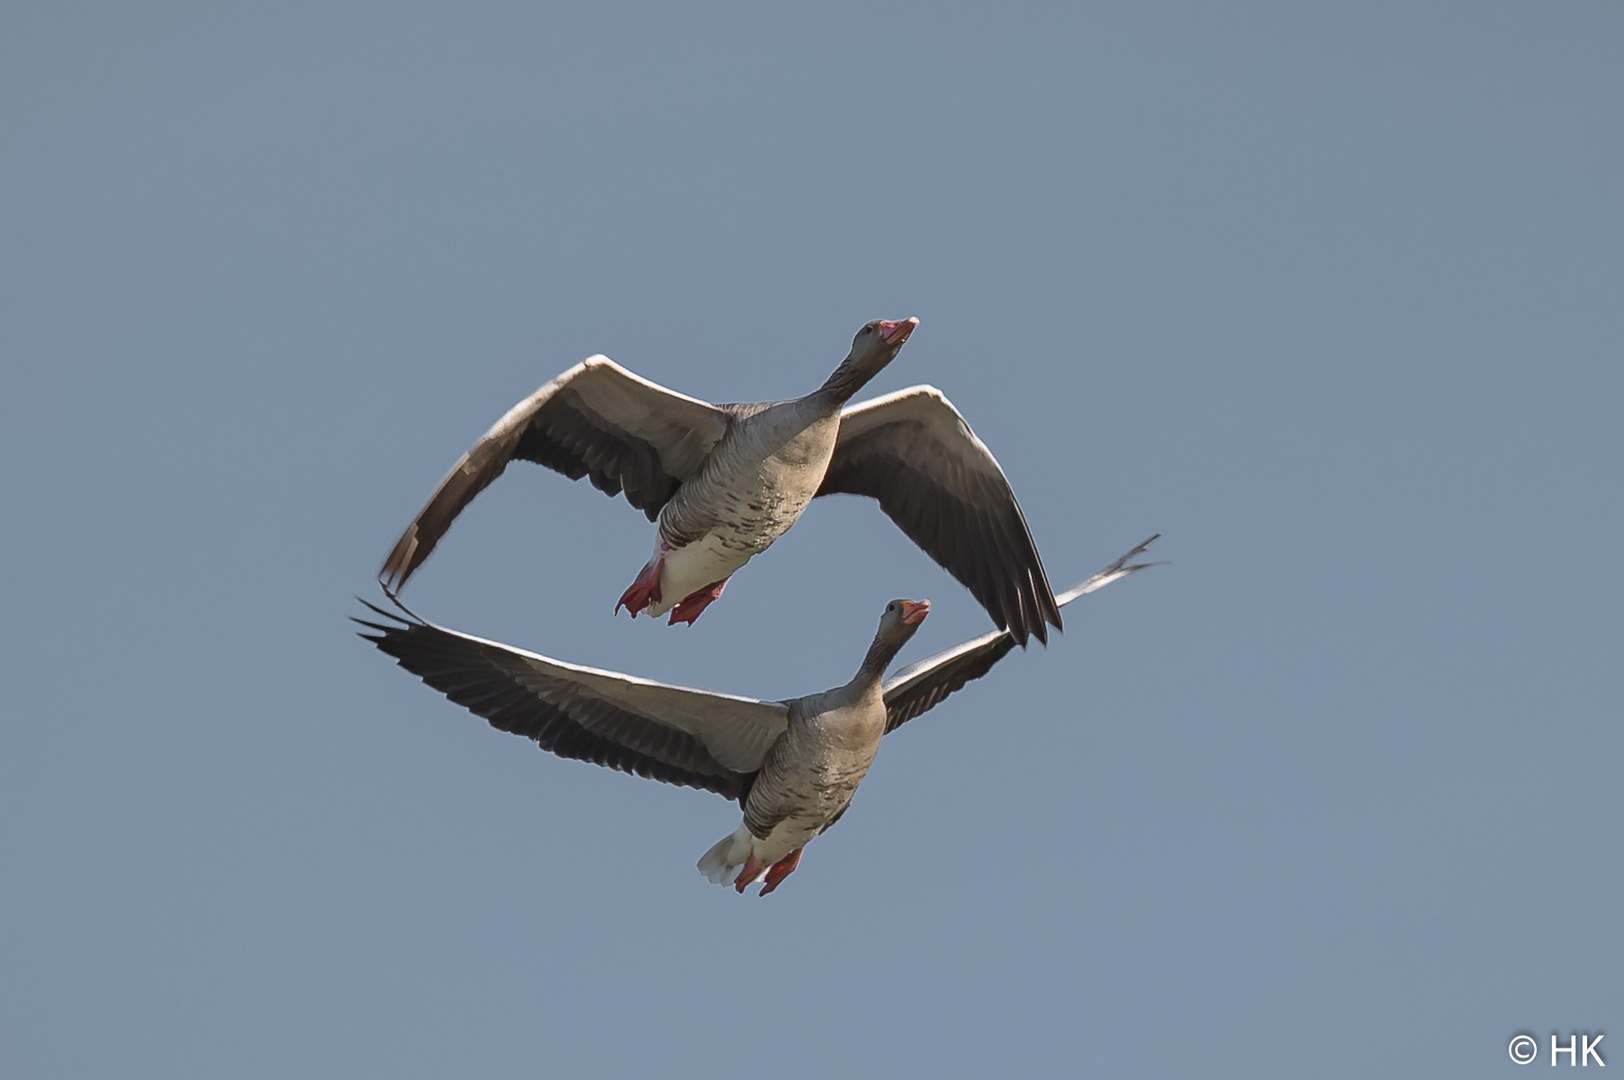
(879, 317), (918, 346)
(900, 599), (930, 625)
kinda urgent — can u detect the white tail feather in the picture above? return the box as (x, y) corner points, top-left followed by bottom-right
(697, 824), (754, 886)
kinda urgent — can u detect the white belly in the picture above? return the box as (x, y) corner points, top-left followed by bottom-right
(644, 410), (841, 617)
(646, 531), (755, 617)
(749, 815), (827, 868)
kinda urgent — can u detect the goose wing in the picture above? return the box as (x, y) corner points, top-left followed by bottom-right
(817, 386), (1060, 646)
(881, 535), (1161, 733)
(381, 357), (732, 590)
(356, 600), (790, 802)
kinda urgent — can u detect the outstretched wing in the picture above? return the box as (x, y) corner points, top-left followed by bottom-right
(381, 357), (732, 590)
(357, 599), (790, 802)
(880, 535), (1161, 733)
(817, 386), (1060, 646)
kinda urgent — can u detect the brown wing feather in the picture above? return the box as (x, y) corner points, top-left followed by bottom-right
(356, 601), (776, 803)
(882, 629), (1015, 733)
(817, 386), (1061, 646)
(380, 358), (731, 590)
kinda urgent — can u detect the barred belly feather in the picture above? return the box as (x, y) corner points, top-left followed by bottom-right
(643, 404), (841, 618)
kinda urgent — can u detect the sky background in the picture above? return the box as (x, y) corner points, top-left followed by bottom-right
(3, 2), (1619, 1076)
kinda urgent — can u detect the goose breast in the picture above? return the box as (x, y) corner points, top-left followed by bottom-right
(663, 402), (842, 554)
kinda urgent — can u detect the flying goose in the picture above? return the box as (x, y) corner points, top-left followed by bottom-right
(357, 536), (1159, 894)
(380, 318), (1064, 645)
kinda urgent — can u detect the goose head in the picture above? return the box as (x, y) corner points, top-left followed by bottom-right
(860, 597), (930, 676)
(822, 317), (919, 401)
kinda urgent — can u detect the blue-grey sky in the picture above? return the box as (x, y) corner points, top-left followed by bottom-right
(3, 3), (1619, 1076)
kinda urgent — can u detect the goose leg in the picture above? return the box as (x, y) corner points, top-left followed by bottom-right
(615, 544), (667, 617)
(668, 577), (729, 626)
(758, 848), (802, 896)
(734, 852), (765, 894)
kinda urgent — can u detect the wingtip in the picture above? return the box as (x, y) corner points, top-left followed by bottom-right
(351, 605), (397, 643)
(1030, 616), (1049, 648)
(1007, 613), (1049, 649)
(354, 590), (430, 630)
(379, 530), (420, 593)
(1122, 533), (1161, 564)
(1015, 574), (1063, 649)
(1052, 535), (1165, 606)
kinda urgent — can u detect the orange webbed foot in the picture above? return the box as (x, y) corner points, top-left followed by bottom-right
(734, 852), (765, 894)
(759, 848), (803, 896)
(669, 577), (729, 626)
(616, 545), (667, 617)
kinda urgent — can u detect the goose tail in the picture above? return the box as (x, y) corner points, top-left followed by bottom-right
(697, 824), (754, 886)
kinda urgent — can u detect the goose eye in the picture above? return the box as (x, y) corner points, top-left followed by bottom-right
(861, 326), (873, 335)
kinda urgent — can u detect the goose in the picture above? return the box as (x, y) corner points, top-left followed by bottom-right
(380, 318), (1064, 645)
(357, 535), (1159, 894)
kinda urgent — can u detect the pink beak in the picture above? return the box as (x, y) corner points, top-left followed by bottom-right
(900, 599), (930, 625)
(879, 317), (919, 346)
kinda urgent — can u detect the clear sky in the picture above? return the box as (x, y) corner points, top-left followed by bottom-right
(3, 2), (1619, 1076)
